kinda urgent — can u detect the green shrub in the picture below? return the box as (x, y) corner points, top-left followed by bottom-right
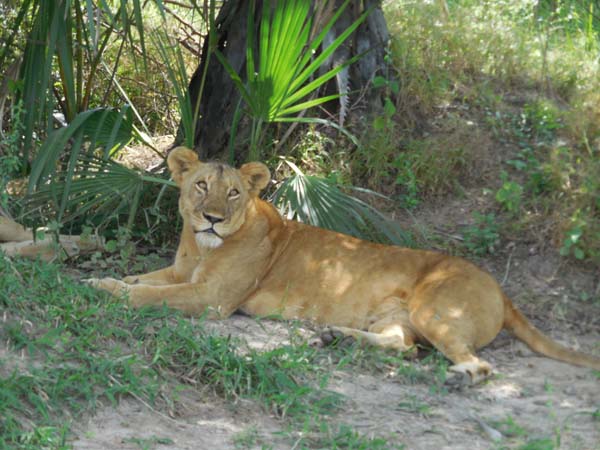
(463, 212), (501, 256)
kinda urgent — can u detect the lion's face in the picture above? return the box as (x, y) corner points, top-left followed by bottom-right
(167, 147), (270, 248)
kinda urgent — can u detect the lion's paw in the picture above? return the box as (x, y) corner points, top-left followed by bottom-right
(444, 371), (473, 391)
(319, 328), (356, 348)
(122, 275), (140, 284)
(445, 360), (494, 389)
(84, 277), (130, 297)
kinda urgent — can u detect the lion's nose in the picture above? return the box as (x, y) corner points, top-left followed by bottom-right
(203, 212), (224, 224)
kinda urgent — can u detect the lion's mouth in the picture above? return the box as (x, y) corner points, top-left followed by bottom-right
(194, 227), (222, 238)
(193, 227), (224, 249)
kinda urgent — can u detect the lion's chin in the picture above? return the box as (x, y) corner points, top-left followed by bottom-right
(195, 232), (223, 249)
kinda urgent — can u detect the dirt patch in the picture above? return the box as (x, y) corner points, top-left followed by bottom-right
(72, 391), (287, 450)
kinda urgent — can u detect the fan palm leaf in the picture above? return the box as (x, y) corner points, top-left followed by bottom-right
(26, 156), (174, 229)
(15, 0), (161, 156)
(272, 161), (412, 246)
(28, 107), (134, 191)
(215, 0), (372, 123)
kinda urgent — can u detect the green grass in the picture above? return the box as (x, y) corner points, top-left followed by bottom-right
(462, 212), (501, 256)
(380, 0), (600, 265)
(0, 256), (345, 447)
(281, 419), (404, 450)
(323, 337), (449, 392)
(0, 255), (415, 448)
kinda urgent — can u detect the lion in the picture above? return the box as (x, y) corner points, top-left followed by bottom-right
(88, 147), (600, 385)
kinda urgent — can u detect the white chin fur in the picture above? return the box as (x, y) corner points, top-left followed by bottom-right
(195, 232), (223, 248)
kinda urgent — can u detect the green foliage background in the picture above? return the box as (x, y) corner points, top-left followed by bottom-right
(0, 0), (599, 255)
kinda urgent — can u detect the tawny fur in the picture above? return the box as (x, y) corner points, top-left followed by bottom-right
(88, 147), (600, 384)
(1, 215), (103, 260)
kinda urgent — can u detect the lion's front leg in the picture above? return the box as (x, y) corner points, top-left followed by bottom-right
(87, 277), (131, 297)
(87, 277), (242, 318)
(122, 265), (177, 286)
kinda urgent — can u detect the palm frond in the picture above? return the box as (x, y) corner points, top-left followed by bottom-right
(152, 30), (195, 148)
(25, 156), (174, 228)
(14, 0), (166, 159)
(217, 0), (372, 123)
(25, 106), (138, 226)
(28, 107), (134, 192)
(272, 161), (411, 246)
(19, 0), (65, 160)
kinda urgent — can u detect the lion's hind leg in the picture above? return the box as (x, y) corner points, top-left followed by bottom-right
(409, 305), (495, 386)
(122, 266), (177, 286)
(325, 318), (418, 353)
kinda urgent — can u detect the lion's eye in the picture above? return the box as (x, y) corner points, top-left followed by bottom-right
(229, 188), (240, 198)
(196, 181), (207, 191)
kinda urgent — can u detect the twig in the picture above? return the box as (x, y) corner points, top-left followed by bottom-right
(471, 416), (502, 442)
(164, 5), (203, 36)
(433, 227), (465, 242)
(290, 437), (303, 450)
(178, 37), (202, 58)
(162, 0), (194, 8)
(501, 245), (515, 287)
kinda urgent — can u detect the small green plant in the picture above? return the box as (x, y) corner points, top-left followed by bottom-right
(504, 101), (564, 197)
(233, 427), (265, 449)
(122, 435), (175, 450)
(0, 101), (24, 211)
(422, 351), (449, 394)
(518, 438), (556, 450)
(350, 72), (403, 189)
(289, 420), (403, 450)
(463, 212), (501, 256)
(9, 425), (70, 450)
(559, 224), (586, 260)
(104, 226), (137, 272)
(492, 415), (528, 438)
(390, 133), (470, 208)
(521, 101), (562, 144)
(559, 204), (600, 263)
(286, 128), (341, 179)
(495, 172), (523, 213)
(393, 152), (420, 209)
(397, 396), (432, 417)
(490, 415), (559, 449)
(372, 74), (400, 132)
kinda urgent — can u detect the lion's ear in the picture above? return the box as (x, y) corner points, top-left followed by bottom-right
(168, 147), (200, 186)
(239, 162), (270, 196)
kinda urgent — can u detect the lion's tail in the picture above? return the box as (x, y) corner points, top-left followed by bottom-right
(502, 295), (600, 370)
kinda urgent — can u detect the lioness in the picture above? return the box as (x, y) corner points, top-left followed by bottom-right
(89, 147), (600, 384)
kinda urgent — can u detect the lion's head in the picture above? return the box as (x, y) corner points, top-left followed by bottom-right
(167, 147), (270, 248)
